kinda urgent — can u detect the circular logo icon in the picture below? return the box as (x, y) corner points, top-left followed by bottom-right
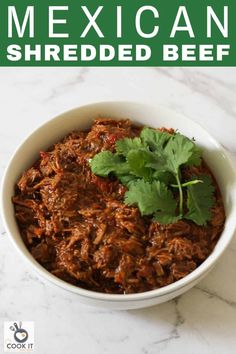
(10, 322), (28, 343)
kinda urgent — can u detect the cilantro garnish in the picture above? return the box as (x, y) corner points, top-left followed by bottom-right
(116, 137), (143, 156)
(126, 149), (155, 180)
(89, 151), (129, 177)
(125, 180), (180, 224)
(185, 174), (215, 225)
(89, 127), (215, 226)
(140, 127), (171, 150)
(161, 133), (202, 216)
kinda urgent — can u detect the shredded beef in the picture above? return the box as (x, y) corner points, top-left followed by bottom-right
(13, 118), (225, 294)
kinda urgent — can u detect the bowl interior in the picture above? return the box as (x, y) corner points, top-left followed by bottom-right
(1, 101), (236, 301)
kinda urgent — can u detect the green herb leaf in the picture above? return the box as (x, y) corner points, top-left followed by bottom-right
(185, 145), (202, 167)
(116, 174), (139, 188)
(125, 180), (158, 215)
(125, 180), (178, 222)
(140, 127), (171, 151)
(160, 134), (202, 216)
(185, 174), (215, 226)
(115, 137), (143, 156)
(89, 151), (129, 177)
(127, 149), (155, 180)
(164, 134), (196, 174)
(153, 171), (176, 185)
(90, 126), (212, 226)
(153, 212), (181, 225)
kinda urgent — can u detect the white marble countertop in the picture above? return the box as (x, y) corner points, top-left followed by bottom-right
(0, 67), (236, 354)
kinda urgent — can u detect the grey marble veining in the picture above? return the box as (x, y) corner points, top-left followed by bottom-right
(0, 67), (236, 354)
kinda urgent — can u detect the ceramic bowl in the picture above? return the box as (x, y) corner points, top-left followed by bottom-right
(1, 101), (236, 310)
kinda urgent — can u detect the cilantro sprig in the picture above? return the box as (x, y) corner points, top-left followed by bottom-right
(125, 180), (180, 224)
(89, 127), (215, 226)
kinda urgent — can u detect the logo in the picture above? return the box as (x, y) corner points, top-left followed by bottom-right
(4, 322), (34, 352)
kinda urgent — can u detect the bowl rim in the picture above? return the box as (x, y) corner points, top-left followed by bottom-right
(1, 100), (236, 302)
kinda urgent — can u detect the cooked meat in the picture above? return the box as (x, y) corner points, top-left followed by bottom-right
(12, 118), (225, 294)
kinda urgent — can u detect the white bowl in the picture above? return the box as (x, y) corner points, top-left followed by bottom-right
(1, 101), (236, 310)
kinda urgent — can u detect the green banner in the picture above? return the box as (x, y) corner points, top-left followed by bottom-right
(0, 0), (235, 66)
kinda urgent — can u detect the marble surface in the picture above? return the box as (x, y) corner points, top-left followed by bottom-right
(0, 67), (236, 354)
